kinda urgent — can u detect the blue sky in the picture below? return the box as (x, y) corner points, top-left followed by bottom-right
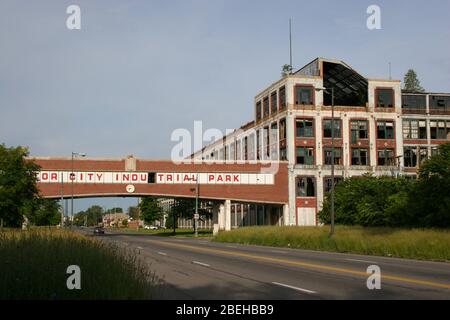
(1, 0), (449, 212)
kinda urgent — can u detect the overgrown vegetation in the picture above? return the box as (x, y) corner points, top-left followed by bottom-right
(0, 228), (160, 299)
(319, 143), (450, 228)
(214, 226), (450, 261)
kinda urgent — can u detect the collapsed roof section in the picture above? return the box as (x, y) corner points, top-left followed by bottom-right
(296, 58), (368, 107)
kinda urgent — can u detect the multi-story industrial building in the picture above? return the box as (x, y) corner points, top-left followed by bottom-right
(190, 57), (449, 227)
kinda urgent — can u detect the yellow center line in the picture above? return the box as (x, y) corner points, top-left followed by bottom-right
(148, 239), (450, 290)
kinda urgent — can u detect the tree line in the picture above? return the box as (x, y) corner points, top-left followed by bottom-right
(319, 143), (450, 228)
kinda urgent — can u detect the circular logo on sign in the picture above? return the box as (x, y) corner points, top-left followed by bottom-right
(126, 184), (135, 193)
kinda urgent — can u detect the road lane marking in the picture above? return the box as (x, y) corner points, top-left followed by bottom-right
(145, 239), (450, 290)
(272, 282), (317, 294)
(157, 251), (167, 256)
(192, 261), (211, 267)
(346, 258), (378, 264)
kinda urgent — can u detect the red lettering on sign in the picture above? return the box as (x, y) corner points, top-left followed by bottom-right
(79, 173), (83, 181)
(225, 175), (231, 182)
(140, 174), (147, 182)
(208, 174), (214, 182)
(131, 174), (138, 182)
(167, 174), (173, 182)
(51, 173), (58, 181)
(217, 175), (223, 182)
(42, 173), (48, 181)
(233, 175), (240, 182)
(115, 173), (120, 181)
(97, 173), (103, 181)
(88, 173), (94, 181)
(157, 174), (164, 182)
(183, 174), (190, 182)
(122, 174), (130, 182)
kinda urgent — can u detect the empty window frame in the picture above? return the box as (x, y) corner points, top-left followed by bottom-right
(256, 130), (261, 160)
(270, 122), (279, 160)
(324, 148), (342, 165)
(430, 120), (447, 139)
(263, 96), (270, 117)
(350, 120), (368, 142)
(324, 177), (343, 193)
(270, 91), (278, 113)
(296, 177), (316, 197)
(296, 119), (314, 137)
(247, 133), (255, 161)
(236, 140), (242, 160)
(295, 85), (314, 105)
(430, 95), (450, 110)
(296, 147), (314, 165)
(402, 119), (426, 139)
(403, 147), (417, 168)
(377, 121), (395, 139)
(402, 95), (426, 110)
(351, 148), (369, 165)
(279, 86), (286, 110)
(376, 88), (395, 108)
(323, 119), (341, 138)
(255, 101), (262, 121)
(263, 126), (270, 159)
(419, 147), (428, 165)
(377, 149), (395, 166)
(243, 136), (248, 160)
(279, 118), (287, 161)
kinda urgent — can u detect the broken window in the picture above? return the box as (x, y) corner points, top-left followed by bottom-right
(376, 88), (394, 108)
(323, 119), (341, 138)
(296, 147), (314, 165)
(350, 120), (368, 143)
(296, 119), (314, 137)
(296, 177), (316, 197)
(403, 119), (426, 139)
(230, 142), (235, 161)
(404, 147), (417, 167)
(351, 148), (368, 166)
(430, 120), (447, 139)
(377, 149), (395, 166)
(430, 95), (450, 111)
(263, 126), (270, 159)
(247, 134), (255, 160)
(255, 101), (262, 121)
(243, 136), (248, 160)
(263, 96), (270, 118)
(270, 122), (278, 160)
(236, 140), (241, 160)
(270, 91), (278, 113)
(419, 147), (428, 165)
(279, 86), (286, 110)
(295, 86), (314, 105)
(431, 146), (439, 157)
(402, 95), (426, 111)
(324, 148), (342, 165)
(324, 177), (343, 193)
(256, 130), (261, 160)
(377, 121), (395, 139)
(279, 118), (287, 160)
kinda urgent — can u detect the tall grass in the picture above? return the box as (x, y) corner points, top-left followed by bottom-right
(214, 226), (450, 261)
(0, 228), (160, 299)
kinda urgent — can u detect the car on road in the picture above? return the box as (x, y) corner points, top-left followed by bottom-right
(93, 226), (105, 235)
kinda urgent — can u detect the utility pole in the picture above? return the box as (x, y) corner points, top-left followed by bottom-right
(60, 172), (64, 228)
(71, 152), (86, 228)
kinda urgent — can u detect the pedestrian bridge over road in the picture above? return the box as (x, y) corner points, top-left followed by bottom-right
(31, 156), (289, 230)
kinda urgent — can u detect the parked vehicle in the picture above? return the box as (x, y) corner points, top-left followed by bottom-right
(93, 226), (105, 235)
(144, 225), (158, 230)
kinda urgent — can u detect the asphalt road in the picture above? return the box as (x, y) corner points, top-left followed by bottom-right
(86, 229), (450, 300)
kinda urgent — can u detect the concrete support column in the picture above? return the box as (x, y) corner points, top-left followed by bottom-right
(282, 204), (289, 226)
(224, 200), (231, 231)
(218, 204), (225, 230)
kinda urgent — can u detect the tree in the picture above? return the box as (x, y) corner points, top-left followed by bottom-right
(0, 144), (40, 229)
(27, 198), (61, 226)
(403, 69), (425, 93)
(122, 219), (128, 227)
(407, 143), (450, 227)
(281, 64), (292, 77)
(128, 206), (139, 220)
(139, 197), (163, 225)
(74, 205), (104, 227)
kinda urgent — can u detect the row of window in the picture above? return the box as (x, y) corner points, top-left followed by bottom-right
(402, 95), (450, 110)
(255, 86), (287, 120)
(203, 118), (288, 161)
(296, 176), (343, 197)
(403, 146), (439, 168)
(403, 119), (450, 140)
(295, 147), (396, 166)
(295, 119), (395, 140)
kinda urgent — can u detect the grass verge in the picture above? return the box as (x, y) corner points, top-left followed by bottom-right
(0, 228), (160, 299)
(213, 226), (450, 262)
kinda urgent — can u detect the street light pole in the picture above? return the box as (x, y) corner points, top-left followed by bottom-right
(71, 152), (86, 228)
(316, 87), (335, 237)
(60, 172), (64, 228)
(330, 87), (335, 237)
